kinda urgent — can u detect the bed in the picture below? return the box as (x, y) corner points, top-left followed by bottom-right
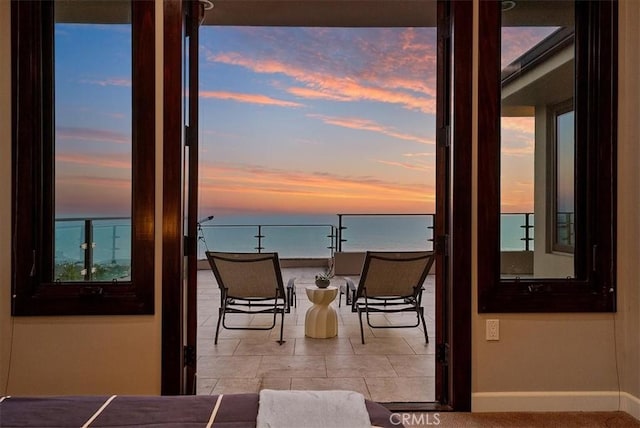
(0, 393), (400, 427)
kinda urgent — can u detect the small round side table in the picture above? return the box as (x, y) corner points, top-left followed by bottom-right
(304, 286), (338, 338)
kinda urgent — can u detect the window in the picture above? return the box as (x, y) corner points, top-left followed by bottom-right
(550, 100), (575, 253)
(478, 0), (616, 312)
(11, 0), (155, 315)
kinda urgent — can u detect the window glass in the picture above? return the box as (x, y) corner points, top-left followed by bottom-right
(500, 0), (575, 278)
(54, 2), (132, 281)
(554, 108), (574, 251)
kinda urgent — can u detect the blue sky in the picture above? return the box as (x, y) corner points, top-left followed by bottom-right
(53, 22), (557, 218)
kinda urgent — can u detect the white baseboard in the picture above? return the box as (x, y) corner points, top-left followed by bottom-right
(472, 391), (622, 413)
(620, 392), (640, 421)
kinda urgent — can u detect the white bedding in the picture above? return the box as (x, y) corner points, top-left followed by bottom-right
(257, 389), (372, 428)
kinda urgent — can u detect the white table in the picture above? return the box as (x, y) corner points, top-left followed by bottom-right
(304, 286), (338, 338)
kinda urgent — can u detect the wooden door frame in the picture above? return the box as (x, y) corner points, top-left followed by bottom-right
(162, 0), (185, 395)
(448, 0), (473, 411)
(161, 0), (472, 407)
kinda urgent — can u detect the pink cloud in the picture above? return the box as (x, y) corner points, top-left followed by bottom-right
(501, 27), (559, 69)
(502, 117), (535, 134)
(200, 90), (303, 108)
(286, 87), (351, 102)
(56, 175), (131, 190)
(206, 28), (436, 114)
(308, 114), (434, 145)
(56, 127), (130, 145)
(501, 117), (535, 156)
(199, 161), (434, 205)
(80, 78), (131, 87)
(403, 152), (434, 158)
(56, 152), (131, 169)
(375, 159), (432, 172)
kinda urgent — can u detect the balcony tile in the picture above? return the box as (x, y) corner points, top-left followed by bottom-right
(197, 338), (240, 356)
(387, 355), (436, 377)
(197, 356), (261, 378)
(291, 377), (371, 400)
(257, 356), (327, 378)
(234, 339), (295, 356)
(365, 377), (435, 402)
(293, 338), (355, 355)
(325, 355), (396, 378)
(349, 337), (415, 355)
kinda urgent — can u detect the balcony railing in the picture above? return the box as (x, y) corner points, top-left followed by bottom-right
(336, 213), (435, 253)
(501, 212), (534, 251)
(556, 211), (574, 247)
(54, 212), (536, 281)
(55, 217), (131, 282)
(197, 223), (339, 259)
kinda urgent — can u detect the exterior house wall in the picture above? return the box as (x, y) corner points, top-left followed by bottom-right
(532, 104), (573, 278)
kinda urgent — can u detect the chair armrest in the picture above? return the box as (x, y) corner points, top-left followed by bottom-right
(286, 277), (296, 311)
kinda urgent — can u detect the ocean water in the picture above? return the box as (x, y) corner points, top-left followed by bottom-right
(54, 213), (534, 278)
(197, 214), (436, 259)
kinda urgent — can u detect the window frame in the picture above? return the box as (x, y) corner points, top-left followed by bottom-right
(477, 0), (616, 313)
(11, 0), (155, 316)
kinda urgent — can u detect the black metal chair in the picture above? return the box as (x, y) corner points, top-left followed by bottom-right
(205, 252), (294, 345)
(349, 251), (435, 344)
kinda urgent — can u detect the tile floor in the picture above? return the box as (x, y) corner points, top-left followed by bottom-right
(196, 267), (436, 403)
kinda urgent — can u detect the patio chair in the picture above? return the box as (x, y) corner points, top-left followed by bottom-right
(205, 251), (295, 345)
(349, 251), (435, 344)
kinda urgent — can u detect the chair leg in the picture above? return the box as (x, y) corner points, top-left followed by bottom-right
(357, 307), (366, 344)
(214, 307), (223, 345)
(419, 307), (429, 344)
(277, 311), (285, 345)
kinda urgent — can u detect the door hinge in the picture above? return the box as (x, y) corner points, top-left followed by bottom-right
(185, 5), (196, 39)
(184, 235), (196, 256)
(183, 345), (196, 368)
(435, 235), (449, 256)
(438, 15), (451, 39)
(437, 125), (451, 148)
(436, 343), (450, 366)
(185, 125), (192, 147)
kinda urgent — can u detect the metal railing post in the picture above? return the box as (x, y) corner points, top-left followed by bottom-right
(255, 225), (264, 253)
(427, 214), (435, 249)
(111, 224), (118, 264)
(337, 214), (345, 252)
(517, 213), (534, 251)
(327, 225), (336, 257)
(83, 219), (93, 281)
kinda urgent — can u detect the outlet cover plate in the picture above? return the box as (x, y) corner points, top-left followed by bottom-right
(486, 319), (500, 341)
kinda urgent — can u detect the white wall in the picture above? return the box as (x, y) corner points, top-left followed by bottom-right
(0, 0), (164, 395)
(616, 0), (640, 417)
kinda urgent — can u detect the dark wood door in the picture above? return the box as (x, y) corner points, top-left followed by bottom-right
(184, 0), (202, 395)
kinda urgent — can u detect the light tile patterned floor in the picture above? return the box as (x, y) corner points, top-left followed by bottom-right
(196, 268), (436, 403)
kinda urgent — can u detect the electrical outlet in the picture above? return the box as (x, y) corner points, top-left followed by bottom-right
(486, 319), (500, 341)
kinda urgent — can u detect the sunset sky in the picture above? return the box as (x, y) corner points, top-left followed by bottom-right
(54, 22), (557, 219)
